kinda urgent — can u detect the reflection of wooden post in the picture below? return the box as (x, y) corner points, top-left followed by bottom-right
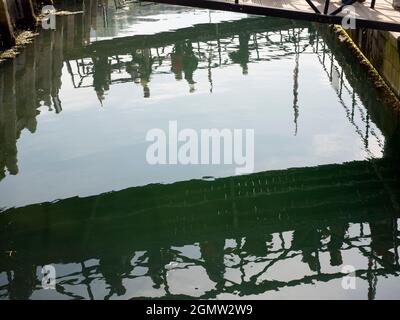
(0, 62), (5, 181)
(51, 14), (63, 113)
(3, 60), (18, 175)
(0, 0), (16, 47)
(23, 44), (38, 133)
(35, 26), (53, 109)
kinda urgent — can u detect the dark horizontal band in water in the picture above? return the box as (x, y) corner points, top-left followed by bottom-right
(0, 158), (399, 265)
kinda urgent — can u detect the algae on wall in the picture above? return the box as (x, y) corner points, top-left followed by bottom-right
(346, 28), (400, 99)
(332, 25), (400, 113)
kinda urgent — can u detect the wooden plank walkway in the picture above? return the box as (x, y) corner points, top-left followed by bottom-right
(148, 0), (400, 31)
(251, 0), (400, 25)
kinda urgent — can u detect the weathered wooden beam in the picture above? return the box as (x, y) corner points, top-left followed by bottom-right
(0, 0), (16, 47)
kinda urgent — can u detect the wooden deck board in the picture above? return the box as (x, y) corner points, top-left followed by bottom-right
(245, 0), (400, 24)
(149, 0), (400, 31)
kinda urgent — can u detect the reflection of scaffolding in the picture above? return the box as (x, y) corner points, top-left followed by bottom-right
(1, 159), (400, 299)
(1, 10), (400, 299)
(66, 59), (93, 89)
(0, 12), (391, 185)
(67, 28), (313, 89)
(65, 25), (384, 159)
(2, 230), (398, 300)
(66, 56), (133, 89)
(312, 33), (384, 158)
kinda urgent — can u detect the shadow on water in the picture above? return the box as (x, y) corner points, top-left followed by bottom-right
(1, 1), (400, 299)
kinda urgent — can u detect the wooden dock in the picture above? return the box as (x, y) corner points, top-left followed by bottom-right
(0, 0), (53, 48)
(148, 0), (400, 32)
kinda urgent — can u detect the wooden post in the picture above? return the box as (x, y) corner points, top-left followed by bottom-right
(35, 0), (54, 6)
(0, 0), (16, 47)
(20, 0), (37, 25)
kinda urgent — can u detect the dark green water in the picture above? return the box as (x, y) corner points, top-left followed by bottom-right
(1, 1), (400, 299)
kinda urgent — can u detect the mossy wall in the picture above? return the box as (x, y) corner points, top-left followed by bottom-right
(346, 29), (400, 98)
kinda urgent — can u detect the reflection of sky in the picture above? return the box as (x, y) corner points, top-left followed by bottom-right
(91, 4), (248, 41)
(0, 7), (385, 209)
(0, 52), (384, 208)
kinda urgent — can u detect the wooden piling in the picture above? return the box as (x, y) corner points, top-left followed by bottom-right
(0, 0), (57, 49)
(19, 0), (37, 26)
(0, 0), (16, 47)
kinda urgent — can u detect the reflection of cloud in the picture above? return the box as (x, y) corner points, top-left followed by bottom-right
(313, 131), (384, 160)
(167, 265), (216, 297)
(367, 137), (384, 159)
(312, 133), (355, 158)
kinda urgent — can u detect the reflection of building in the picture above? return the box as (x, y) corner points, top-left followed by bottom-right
(0, 61), (18, 181)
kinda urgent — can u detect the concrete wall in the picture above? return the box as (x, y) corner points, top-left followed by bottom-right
(346, 29), (400, 98)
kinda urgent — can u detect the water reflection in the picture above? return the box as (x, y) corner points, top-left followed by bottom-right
(1, 158), (400, 299)
(1, 1), (400, 299)
(0, 4), (394, 185)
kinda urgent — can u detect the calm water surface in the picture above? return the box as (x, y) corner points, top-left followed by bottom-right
(0, 1), (400, 299)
